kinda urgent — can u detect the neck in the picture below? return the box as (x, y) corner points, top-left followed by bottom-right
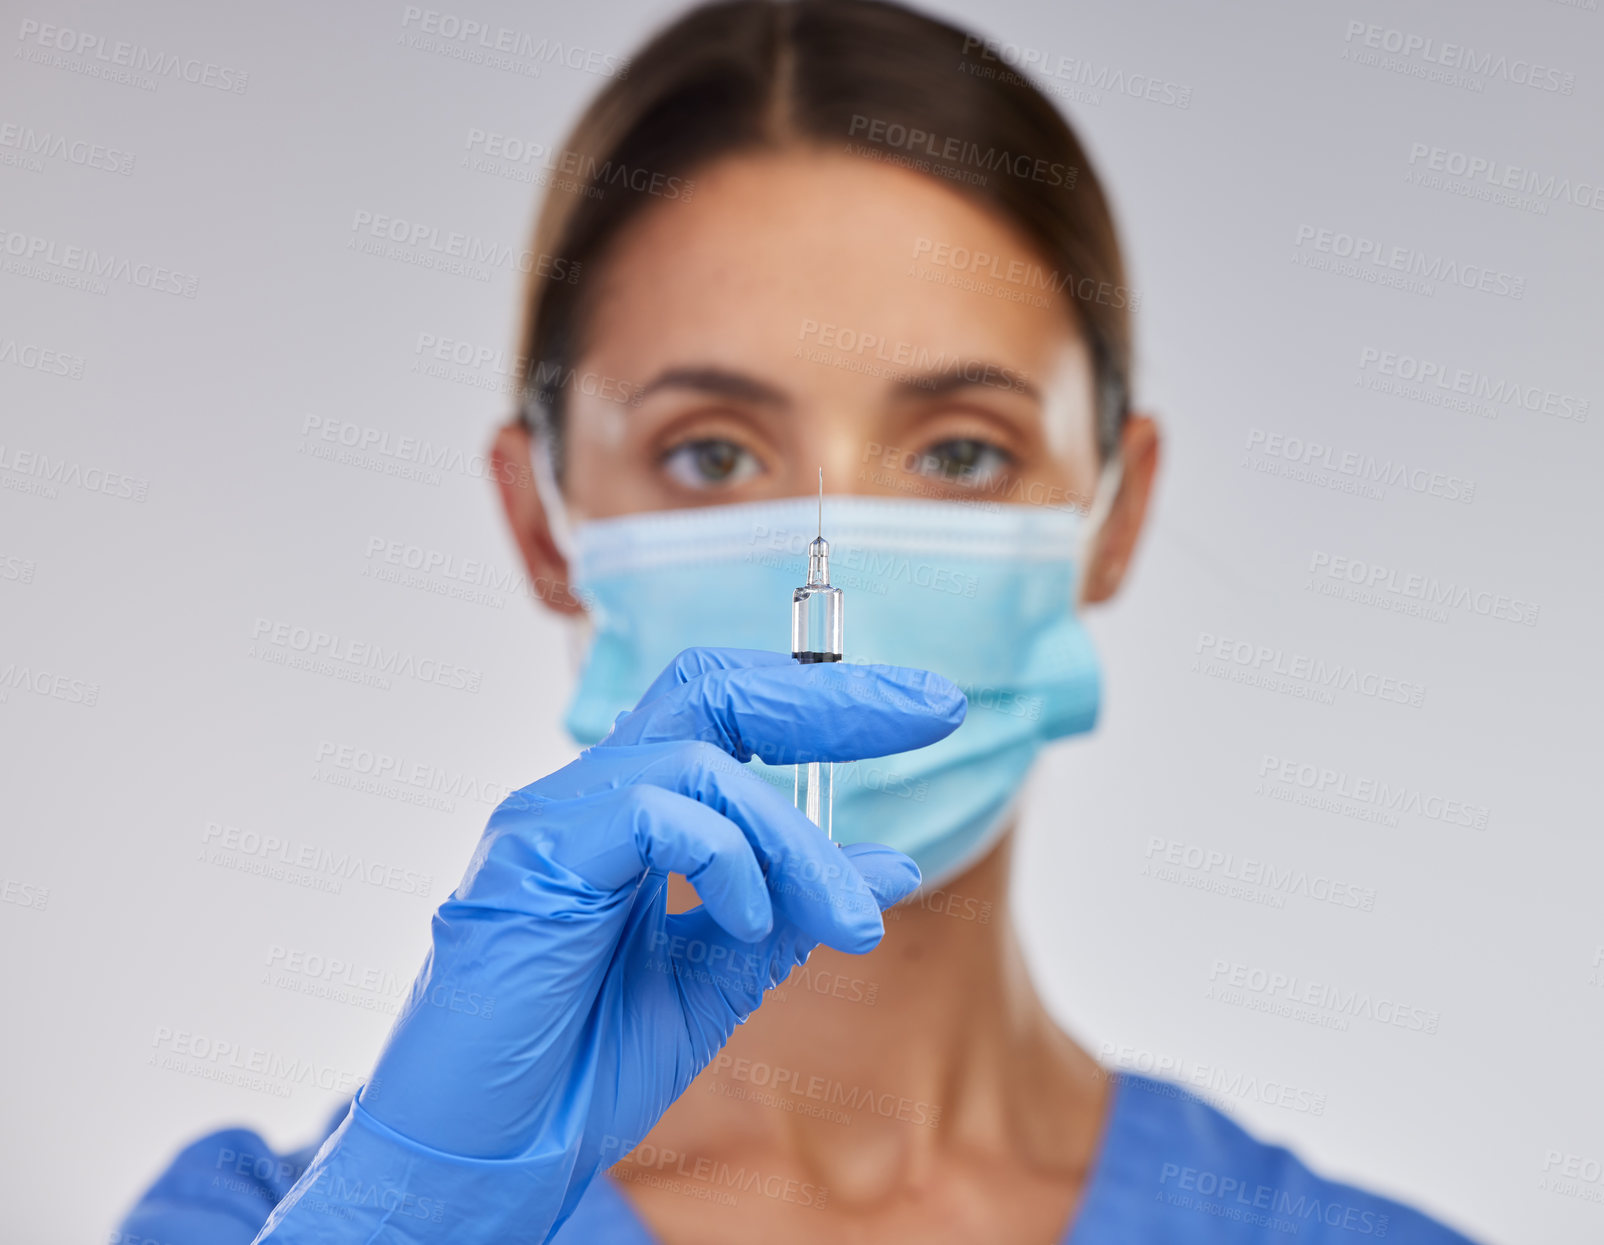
(649, 829), (1110, 1201)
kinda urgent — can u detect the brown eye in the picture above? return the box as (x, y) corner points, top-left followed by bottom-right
(919, 438), (1010, 484)
(661, 438), (762, 489)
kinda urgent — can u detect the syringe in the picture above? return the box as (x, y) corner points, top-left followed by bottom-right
(792, 469), (844, 838)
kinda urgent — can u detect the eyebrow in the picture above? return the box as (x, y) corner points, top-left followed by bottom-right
(890, 362), (1041, 404)
(634, 366), (791, 408)
(631, 359), (1039, 408)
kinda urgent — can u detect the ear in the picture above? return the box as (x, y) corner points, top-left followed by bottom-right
(1081, 413), (1160, 605)
(490, 422), (586, 617)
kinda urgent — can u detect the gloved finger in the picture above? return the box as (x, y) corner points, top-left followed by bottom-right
(534, 741), (890, 950)
(642, 743), (888, 950)
(602, 659), (967, 764)
(836, 841), (923, 908)
(660, 842), (921, 1037)
(633, 646), (792, 709)
(499, 783), (775, 943)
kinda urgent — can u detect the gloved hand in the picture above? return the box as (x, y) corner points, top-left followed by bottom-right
(255, 647), (965, 1244)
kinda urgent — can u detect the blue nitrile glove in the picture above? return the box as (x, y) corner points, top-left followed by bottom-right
(254, 647), (965, 1245)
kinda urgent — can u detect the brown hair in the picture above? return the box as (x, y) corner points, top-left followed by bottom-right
(516, 0), (1132, 471)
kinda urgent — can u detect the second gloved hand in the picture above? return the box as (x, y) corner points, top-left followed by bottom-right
(255, 646), (964, 1245)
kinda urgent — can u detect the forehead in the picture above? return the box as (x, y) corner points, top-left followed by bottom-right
(579, 148), (1086, 386)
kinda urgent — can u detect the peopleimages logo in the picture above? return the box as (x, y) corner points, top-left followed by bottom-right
(1294, 224), (1525, 299)
(706, 1053), (942, 1127)
(1257, 755), (1489, 830)
(0, 659), (100, 706)
(1097, 1043), (1329, 1116)
(599, 1135), (826, 1209)
(0, 122), (136, 174)
(148, 1026), (363, 1094)
(462, 130), (692, 199)
(1342, 21), (1576, 94)
(0, 337), (86, 379)
(315, 738), (513, 808)
(250, 616), (483, 694)
(14, 18), (250, 93)
(348, 210), (580, 281)
(1357, 346), (1589, 422)
(1206, 960), (1441, 1034)
(0, 225), (199, 296)
(1307, 551), (1540, 627)
(300, 414), (532, 487)
(1143, 837), (1378, 911)
(200, 820), (433, 896)
(1407, 142), (1604, 213)
(1194, 631), (1427, 708)
(846, 115), (1076, 188)
(911, 237), (1139, 310)
(959, 35), (1193, 109)
(1244, 428), (1475, 503)
(398, 7), (628, 78)
(1158, 1163), (1391, 1236)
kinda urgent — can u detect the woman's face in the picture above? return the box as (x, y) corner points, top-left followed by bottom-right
(496, 148), (1157, 607)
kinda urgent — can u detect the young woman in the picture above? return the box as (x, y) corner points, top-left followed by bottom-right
(117, 2), (1480, 1242)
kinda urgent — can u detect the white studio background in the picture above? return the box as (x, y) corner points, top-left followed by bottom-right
(2, 2), (1600, 1242)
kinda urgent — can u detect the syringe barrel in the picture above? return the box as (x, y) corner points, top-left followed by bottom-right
(791, 584), (843, 662)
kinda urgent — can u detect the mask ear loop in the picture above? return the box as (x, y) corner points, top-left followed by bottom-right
(523, 400), (578, 567)
(1078, 452), (1125, 569)
(520, 400), (598, 684)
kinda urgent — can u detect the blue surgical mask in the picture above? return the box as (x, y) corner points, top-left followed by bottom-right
(557, 485), (1113, 889)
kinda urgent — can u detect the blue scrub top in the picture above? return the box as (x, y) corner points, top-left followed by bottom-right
(115, 1073), (1481, 1243)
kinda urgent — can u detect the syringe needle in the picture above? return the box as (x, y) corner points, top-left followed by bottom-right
(793, 465), (843, 838)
